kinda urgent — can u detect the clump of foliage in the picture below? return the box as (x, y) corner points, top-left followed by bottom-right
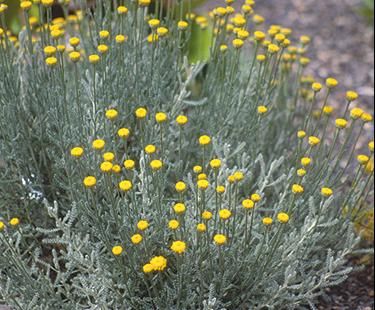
(0, 0), (374, 309)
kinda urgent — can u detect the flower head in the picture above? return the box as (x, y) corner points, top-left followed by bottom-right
(9, 218), (20, 227)
(242, 199), (255, 209)
(170, 241), (187, 254)
(335, 118), (348, 129)
(176, 115), (188, 126)
(131, 234), (143, 245)
(135, 107), (147, 119)
(308, 136), (320, 146)
(92, 139), (105, 150)
(357, 155), (370, 165)
(173, 203), (186, 215)
(137, 220), (149, 231)
(321, 187), (333, 197)
(277, 212), (289, 224)
(119, 180), (132, 192)
(70, 147), (84, 158)
(150, 159), (163, 171)
(262, 217), (273, 226)
(257, 106), (268, 115)
(149, 256), (167, 271)
(155, 112), (168, 123)
(83, 176), (96, 188)
(219, 209), (232, 220)
(210, 159), (221, 169)
(199, 135), (211, 146)
(213, 234), (227, 245)
(326, 78), (338, 89)
(197, 223), (207, 232)
(292, 184), (304, 194)
(175, 181), (187, 193)
(168, 220), (180, 230)
(346, 91), (359, 102)
(112, 245), (123, 256)
(197, 179), (209, 190)
(202, 211), (213, 220)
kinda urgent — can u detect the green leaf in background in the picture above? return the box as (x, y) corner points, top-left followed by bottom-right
(4, 0), (39, 34)
(188, 23), (213, 63)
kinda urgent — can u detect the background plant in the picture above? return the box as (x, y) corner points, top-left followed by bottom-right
(0, 0), (374, 309)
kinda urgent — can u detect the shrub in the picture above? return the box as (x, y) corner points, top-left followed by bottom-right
(0, 0), (374, 309)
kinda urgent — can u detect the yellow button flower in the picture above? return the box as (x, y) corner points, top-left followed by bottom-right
(277, 212), (290, 224)
(117, 6), (128, 15)
(369, 141), (374, 153)
(135, 107), (147, 119)
(89, 54), (100, 64)
(210, 159), (221, 169)
(262, 217), (273, 226)
(9, 217), (20, 227)
(323, 106), (334, 116)
(361, 113), (373, 123)
(112, 245), (123, 256)
(157, 27), (169, 37)
(321, 187), (333, 197)
(193, 165), (203, 173)
(143, 263), (153, 273)
(97, 44), (109, 54)
(357, 155), (370, 165)
(131, 234), (143, 245)
(137, 220), (149, 231)
(103, 152), (115, 162)
(176, 115), (188, 126)
(150, 159), (163, 171)
(149, 256), (167, 271)
(232, 38), (244, 49)
(257, 106), (268, 115)
(312, 82), (323, 92)
(202, 211), (213, 220)
(175, 181), (187, 193)
(92, 139), (105, 150)
(99, 30), (110, 39)
(346, 91), (359, 102)
(197, 179), (209, 190)
(242, 199), (255, 209)
(301, 157), (311, 167)
(20, 1), (32, 10)
(177, 20), (189, 30)
(138, 0), (151, 7)
(268, 44), (280, 54)
(199, 135), (211, 146)
(216, 185), (225, 194)
(173, 203), (186, 215)
(170, 241), (186, 254)
(251, 193), (262, 202)
(119, 180), (132, 192)
(297, 168), (307, 177)
(219, 209), (232, 220)
(124, 159), (135, 170)
(155, 112), (168, 123)
(197, 223), (207, 232)
(325, 78), (338, 89)
(100, 161), (113, 173)
(292, 184), (304, 194)
(69, 51), (81, 63)
(308, 136), (320, 146)
(335, 118), (348, 129)
(297, 130), (306, 139)
(70, 147), (84, 158)
(350, 108), (364, 120)
(105, 109), (118, 120)
(115, 34), (127, 44)
(213, 234), (227, 245)
(69, 37), (80, 47)
(83, 176), (97, 188)
(118, 128), (130, 139)
(168, 219), (180, 230)
(145, 144), (156, 155)
(254, 31), (266, 41)
(0, 221), (5, 231)
(44, 46), (57, 56)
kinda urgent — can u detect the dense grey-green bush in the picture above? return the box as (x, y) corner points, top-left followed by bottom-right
(0, 0), (373, 309)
